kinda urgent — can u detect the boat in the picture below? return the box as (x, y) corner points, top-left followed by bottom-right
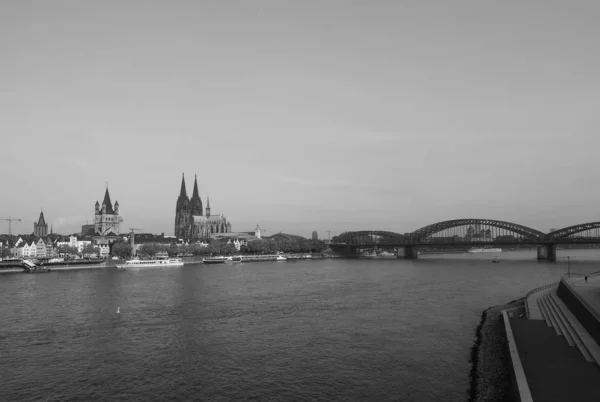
(203, 256), (242, 264)
(276, 255), (287, 261)
(37, 258), (107, 267)
(22, 259), (50, 273)
(468, 246), (502, 253)
(116, 256), (184, 269)
(0, 258), (27, 269)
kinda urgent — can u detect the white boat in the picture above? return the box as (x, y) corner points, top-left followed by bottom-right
(116, 257), (184, 269)
(203, 256), (242, 264)
(276, 255), (287, 261)
(468, 246), (502, 253)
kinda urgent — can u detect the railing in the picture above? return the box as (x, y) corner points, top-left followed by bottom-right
(524, 282), (558, 319)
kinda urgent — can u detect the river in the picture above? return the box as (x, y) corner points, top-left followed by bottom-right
(2, 249), (599, 401)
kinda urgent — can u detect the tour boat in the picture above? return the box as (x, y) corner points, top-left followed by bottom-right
(203, 256), (242, 264)
(276, 255), (287, 261)
(468, 246), (502, 253)
(116, 256), (184, 269)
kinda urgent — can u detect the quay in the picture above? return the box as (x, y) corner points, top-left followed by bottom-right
(495, 273), (600, 401)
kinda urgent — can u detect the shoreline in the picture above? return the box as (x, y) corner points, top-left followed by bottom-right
(0, 263), (114, 274)
(468, 297), (524, 402)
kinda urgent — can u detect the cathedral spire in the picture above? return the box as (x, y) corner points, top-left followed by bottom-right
(205, 195), (211, 217)
(179, 173), (188, 198)
(192, 174), (200, 199)
(189, 174), (203, 216)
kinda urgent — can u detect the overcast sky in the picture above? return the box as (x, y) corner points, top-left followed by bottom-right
(2, 0), (599, 238)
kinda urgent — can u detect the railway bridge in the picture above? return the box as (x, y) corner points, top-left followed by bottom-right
(329, 219), (600, 261)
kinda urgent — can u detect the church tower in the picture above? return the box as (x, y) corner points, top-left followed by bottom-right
(94, 186), (122, 239)
(205, 196), (211, 218)
(190, 175), (203, 217)
(34, 211), (48, 237)
(174, 174), (191, 238)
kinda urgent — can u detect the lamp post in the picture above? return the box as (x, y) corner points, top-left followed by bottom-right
(567, 256), (571, 278)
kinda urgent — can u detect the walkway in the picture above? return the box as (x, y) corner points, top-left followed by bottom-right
(565, 274), (600, 317)
(509, 318), (600, 402)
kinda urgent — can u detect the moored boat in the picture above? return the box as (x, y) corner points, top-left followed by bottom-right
(468, 246), (502, 253)
(203, 256), (242, 264)
(116, 256), (184, 269)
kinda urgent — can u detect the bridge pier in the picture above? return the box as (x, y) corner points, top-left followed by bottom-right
(537, 244), (556, 261)
(397, 245), (418, 259)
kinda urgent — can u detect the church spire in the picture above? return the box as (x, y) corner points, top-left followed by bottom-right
(192, 174), (200, 199)
(179, 173), (188, 198)
(205, 195), (211, 217)
(102, 186), (115, 214)
(189, 174), (203, 216)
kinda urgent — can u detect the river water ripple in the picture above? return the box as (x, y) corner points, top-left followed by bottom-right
(2, 250), (599, 401)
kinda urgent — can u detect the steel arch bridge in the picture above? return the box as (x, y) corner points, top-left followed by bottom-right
(406, 219), (545, 243)
(546, 222), (600, 241)
(332, 230), (405, 245)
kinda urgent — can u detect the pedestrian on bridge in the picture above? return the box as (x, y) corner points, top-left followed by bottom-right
(585, 276), (588, 283)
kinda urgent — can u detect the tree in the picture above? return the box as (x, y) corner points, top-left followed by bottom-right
(57, 245), (79, 256)
(222, 243), (238, 255)
(82, 243), (96, 257)
(168, 243), (180, 257)
(1, 247), (12, 258)
(139, 243), (157, 257)
(111, 242), (132, 258)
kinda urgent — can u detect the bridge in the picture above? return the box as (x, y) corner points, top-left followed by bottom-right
(330, 219), (600, 261)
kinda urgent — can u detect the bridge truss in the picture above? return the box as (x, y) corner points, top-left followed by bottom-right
(546, 222), (600, 241)
(406, 219), (545, 244)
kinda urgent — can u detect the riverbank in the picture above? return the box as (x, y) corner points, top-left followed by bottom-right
(468, 298), (524, 402)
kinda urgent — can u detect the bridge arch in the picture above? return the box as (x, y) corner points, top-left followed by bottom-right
(332, 230), (404, 245)
(546, 222), (600, 240)
(407, 219), (545, 242)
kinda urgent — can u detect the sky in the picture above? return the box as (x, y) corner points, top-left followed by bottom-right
(2, 0), (600, 238)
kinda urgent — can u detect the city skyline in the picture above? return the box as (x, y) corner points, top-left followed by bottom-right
(2, 1), (599, 237)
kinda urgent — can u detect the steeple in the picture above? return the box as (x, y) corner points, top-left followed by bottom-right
(190, 174), (203, 216)
(102, 187), (114, 214)
(179, 173), (188, 198)
(192, 174), (200, 199)
(37, 211), (46, 226)
(205, 195), (211, 217)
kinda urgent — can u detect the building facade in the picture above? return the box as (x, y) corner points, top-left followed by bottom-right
(174, 174), (231, 240)
(34, 211), (48, 237)
(94, 187), (123, 244)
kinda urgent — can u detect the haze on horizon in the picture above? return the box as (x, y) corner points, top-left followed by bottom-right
(2, 1), (599, 239)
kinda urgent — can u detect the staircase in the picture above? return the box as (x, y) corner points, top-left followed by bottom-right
(535, 288), (600, 366)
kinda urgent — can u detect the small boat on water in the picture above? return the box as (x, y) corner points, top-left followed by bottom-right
(22, 259), (50, 273)
(203, 256), (242, 264)
(276, 255), (287, 261)
(468, 246), (502, 253)
(116, 256), (184, 269)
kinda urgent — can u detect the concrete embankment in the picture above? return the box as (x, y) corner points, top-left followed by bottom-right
(468, 298), (524, 402)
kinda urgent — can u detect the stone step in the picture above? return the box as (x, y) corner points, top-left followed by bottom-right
(550, 290), (599, 365)
(537, 296), (552, 327)
(544, 293), (575, 347)
(539, 293), (563, 337)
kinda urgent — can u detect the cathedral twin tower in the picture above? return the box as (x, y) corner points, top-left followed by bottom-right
(174, 174), (231, 240)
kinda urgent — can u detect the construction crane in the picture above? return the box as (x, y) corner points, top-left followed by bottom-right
(2, 217), (22, 236)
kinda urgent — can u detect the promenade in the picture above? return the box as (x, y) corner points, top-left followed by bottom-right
(507, 275), (600, 401)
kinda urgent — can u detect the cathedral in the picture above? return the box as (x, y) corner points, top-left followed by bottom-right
(174, 174), (231, 239)
(93, 186), (123, 243)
